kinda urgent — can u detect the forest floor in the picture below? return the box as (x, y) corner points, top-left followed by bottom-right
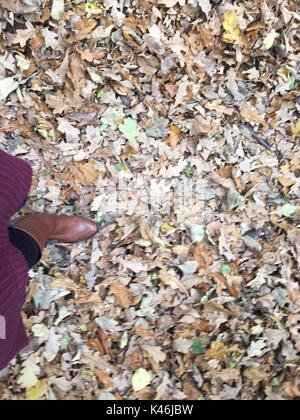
(0, 0), (300, 400)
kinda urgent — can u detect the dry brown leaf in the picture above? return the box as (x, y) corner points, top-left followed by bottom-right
(159, 268), (187, 294)
(192, 242), (214, 271)
(205, 340), (230, 361)
(243, 368), (270, 385)
(240, 105), (268, 130)
(109, 281), (131, 308)
(290, 156), (300, 172)
(75, 19), (97, 35)
(95, 369), (114, 389)
(280, 381), (300, 399)
(70, 161), (99, 186)
(183, 381), (201, 400)
(278, 175), (296, 188)
(211, 273), (227, 296)
(67, 52), (87, 103)
(205, 101), (235, 116)
(166, 124), (182, 148)
(78, 49), (106, 62)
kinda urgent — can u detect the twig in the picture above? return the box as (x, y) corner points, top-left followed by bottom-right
(242, 123), (273, 150)
(232, 104), (283, 161)
(242, 123), (283, 162)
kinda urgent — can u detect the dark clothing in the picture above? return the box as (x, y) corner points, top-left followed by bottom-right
(8, 227), (41, 269)
(0, 149), (33, 370)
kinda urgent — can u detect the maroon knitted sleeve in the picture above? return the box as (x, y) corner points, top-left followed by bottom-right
(0, 149), (33, 370)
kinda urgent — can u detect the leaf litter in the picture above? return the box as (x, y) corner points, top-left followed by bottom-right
(0, 0), (299, 401)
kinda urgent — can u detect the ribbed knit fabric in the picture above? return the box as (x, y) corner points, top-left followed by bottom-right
(0, 149), (32, 370)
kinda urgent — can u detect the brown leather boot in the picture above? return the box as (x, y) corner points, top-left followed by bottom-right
(13, 213), (98, 253)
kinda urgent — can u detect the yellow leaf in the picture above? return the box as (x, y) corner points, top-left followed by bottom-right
(26, 380), (48, 400)
(292, 120), (300, 138)
(223, 11), (241, 44)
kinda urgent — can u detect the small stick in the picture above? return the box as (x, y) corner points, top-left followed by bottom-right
(242, 122), (274, 151)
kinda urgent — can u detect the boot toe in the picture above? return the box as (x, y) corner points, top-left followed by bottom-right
(75, 217), (98, 241)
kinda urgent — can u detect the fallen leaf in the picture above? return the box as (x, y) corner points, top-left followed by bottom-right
(195, 0), (211, 17)
(247, 340), (267, 358)
(143, 345), (166, 371)
(132, 368), (152, 392)
(0, 77), (19, 102)
(223, 11), (242, 44)
(57, 118), (81, 142)
(178, 260), (198, 279)
(240, 105), (268, 130)
(192, 339), (204, 355)
(277, 203), (296, 218)
(51, 0), (64, 21)
(205, 340), (230, 361)
(26, 380), (48, 400)
(9, 22), (35, 47)
(186, 222), (205, 243)
(159, 268), (187, 294)
(291, 120), (300, 138)
(71, 161), (99, 186)
(119, 118), (139, 148)
(95, 369), (114, 389)
(109, 281), (131, 308)
(263, 29), (278, 49)
(17, 363), (41, 389)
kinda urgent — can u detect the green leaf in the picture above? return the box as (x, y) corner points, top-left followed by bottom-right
(192, 339), (204, 355)
(184, 165), (194, 178)
(228, 359), (238, 368)
(99, 123), (108, 133)
(86, 1), (103, 13)
(161, 223), (172, 234)
(271, 377), (281, 388)
(277, 203), (296, 218)
(96, 88), (105, 99)
(119, 118), (138, 147)
(115, 162), (126, 171)
(220, 264), (232, 275)
(186, 222), (205, 243)
(60, 336), (70, 351)
(36, 188), (45, 196)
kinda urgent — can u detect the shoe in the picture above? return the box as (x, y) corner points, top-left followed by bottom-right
(13, 213), (98, 252)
